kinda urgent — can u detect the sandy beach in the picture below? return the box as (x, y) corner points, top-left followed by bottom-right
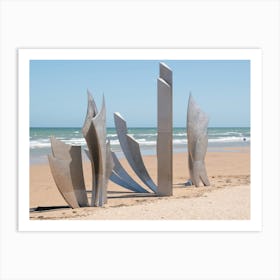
(29, 147), (250, 220)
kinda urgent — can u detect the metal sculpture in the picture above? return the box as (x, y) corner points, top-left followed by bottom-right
(126, 135), (156, 192)
(84, 134), (148, 194)
(84, 144), (115, 197)
(48, 91), (113, 208)
(114, 112), (157, 193)
(157, 62), (173, 196)
(82, 92), (112, 206)
(48, 137), (89, 208)
(82, 91), (98, 206)
(186, 94), (210, 187)
(110, 152), (148, 193)
(46, 62), (206, 210)
(91, 96), (107, 206)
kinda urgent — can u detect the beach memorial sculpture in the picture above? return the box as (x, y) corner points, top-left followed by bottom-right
(49, 63), (180, 208)
(49, 91), (114, 208)
(186, 94), (210, 187)
(112, 112), (157, 193)
(157, 62), (173, 196)
(82, 91), (114, 207)
(48, 137), (89, 208)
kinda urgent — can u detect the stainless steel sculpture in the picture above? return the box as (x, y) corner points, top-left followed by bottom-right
(82, 92), (111, 206)
(187, 94), (210, 187)
(48, 137), (89, 208)
(49, 91), (111, 208)
(110, 152), (148, 193)
(82, 91), (98, 205)
(157, 62), (173, 196)
(47, 62), (189, 209)
(114, 112), (157, 193)
(91, 96), (107, 206)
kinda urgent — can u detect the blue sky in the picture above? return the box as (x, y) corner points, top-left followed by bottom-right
(30, 60), (250, 127)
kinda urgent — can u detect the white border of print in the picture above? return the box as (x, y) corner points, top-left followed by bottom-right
(18, 48), (262, 232)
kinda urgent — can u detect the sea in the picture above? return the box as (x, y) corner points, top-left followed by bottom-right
(30, 127), (250, 164)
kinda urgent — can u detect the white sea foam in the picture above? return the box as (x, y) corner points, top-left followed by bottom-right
(64, 138), (86, 146)
(30, 138), (87, 149)
(208, 137), (250, 143)
(173, 133), (187, 136)
(30, 141), (51, 149)
(139, 141), (157, 146)
(30, 131), (250, 150)
(136, 138), (147, 142)
(110, 139), (157, 146)
(131, 133), (158, 137)
(173, 139), (187, 145)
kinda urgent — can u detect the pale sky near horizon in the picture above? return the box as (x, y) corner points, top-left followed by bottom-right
(30, 60), (250, 128)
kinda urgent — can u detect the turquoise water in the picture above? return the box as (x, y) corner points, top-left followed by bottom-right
(30, 127), (250, 164)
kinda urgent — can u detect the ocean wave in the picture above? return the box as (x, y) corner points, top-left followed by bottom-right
(64, 138), (87, 145)
(136, 138), (147, 142)
(30, 135), (250, 149)
(30, 138), (87, 149)
(208, 136), (250, 143)
(173, 133), (187, 136)
(30, 141), (51, 149)
(173, 139), (187, 145)
(139, 141), (157, 146)
(208, 132), (245, 137)
(110, 139), (157, 146)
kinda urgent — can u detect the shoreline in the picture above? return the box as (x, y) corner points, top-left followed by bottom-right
(30, 142), (250, 165)
(30, 148), (250, 220)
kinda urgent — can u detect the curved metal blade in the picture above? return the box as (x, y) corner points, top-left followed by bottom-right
(114, 112), (157, 193)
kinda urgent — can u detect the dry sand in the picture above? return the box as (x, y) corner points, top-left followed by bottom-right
(30, 147), (250, 220)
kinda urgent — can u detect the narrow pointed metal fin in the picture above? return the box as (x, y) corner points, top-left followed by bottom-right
(82, 90), (98, 136)
(109, 171), (145, 193)
(81, 92), (99, 204)
(110, 151), (148, 193)
(114, 112), (157, 193)
(126, 135), (157, 193)
(92, 98), (107, 206)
